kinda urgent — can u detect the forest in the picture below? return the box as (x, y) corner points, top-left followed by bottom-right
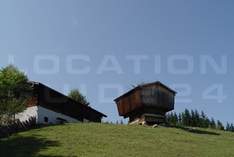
(166, 109), (234, 132)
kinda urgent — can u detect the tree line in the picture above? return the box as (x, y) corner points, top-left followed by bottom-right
(166, 109), (234, 132)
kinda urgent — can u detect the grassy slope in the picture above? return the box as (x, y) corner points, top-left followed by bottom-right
(0, 123), (234, 157)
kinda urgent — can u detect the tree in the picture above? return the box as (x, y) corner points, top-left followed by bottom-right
(183, 109), (191, 126)
(173, 112), (178, 125)
(194, 110), (200, 127)
(68, 89), (90, 106)
(178, 113), (182, 126)
(166, 112), (178, 126)
(200, 111), (209, 128)
(0, 65), (32, 125)
(226, 123), (231, 131)
(210, 118), (216, 129)
(217, 120), (224, 130)
(191, 110), (196, 127)
(166, 109), (230, 131)
(230, 123), (234, 132)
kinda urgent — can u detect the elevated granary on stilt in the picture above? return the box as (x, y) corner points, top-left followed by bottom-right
(114, 81), (176, 125)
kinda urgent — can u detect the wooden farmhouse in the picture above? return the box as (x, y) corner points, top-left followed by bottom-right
(114, 81), (176, 125)
(16, 81), (107, 124)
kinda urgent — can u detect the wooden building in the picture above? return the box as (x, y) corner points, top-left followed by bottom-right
(114, 81), (176, 125)
(16, 81), (107, 124)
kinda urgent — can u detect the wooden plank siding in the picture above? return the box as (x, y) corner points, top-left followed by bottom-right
(116, 89), (142, 117)
(114, 81), (176, 123)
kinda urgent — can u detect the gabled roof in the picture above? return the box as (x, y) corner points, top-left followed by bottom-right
(29, 81), (107, 120)
(114, 81), (176, 102)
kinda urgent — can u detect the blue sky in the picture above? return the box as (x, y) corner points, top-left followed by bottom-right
(0, 0), (233, 124)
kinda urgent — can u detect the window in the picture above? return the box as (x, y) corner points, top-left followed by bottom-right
(44, 117), (48, 123)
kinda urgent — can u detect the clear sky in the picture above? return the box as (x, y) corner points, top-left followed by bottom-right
(0, 0), (233, 124)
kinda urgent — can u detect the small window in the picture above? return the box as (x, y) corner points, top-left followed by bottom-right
(44, 117), (49, 123)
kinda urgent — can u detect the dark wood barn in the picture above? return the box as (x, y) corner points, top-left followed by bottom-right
(114, 81), (176, 125)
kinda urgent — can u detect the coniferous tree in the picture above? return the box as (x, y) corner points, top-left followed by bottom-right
(200, 111), (207, 128)
(217, 120), (224, 130)
(226, 123), (230, 131)
(230, 123), (234, 132)
(166, 109), (231, 132)
(194, 110), (200, 127)
(181, 112), (185, 126)
(210, 118), (216, 129)
(205, 117), (211, 128)
(166, 112), (173, 125)
(184, 109), (191, 126)
(173, 112), (178, 125)
(178, 113), (182, 126)
(191, 110), (195, 127)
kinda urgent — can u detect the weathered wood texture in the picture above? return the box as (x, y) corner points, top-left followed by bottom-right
(114, 82), (176, 123)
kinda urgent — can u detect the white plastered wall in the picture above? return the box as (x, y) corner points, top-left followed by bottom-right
(15, 106), (80, 124)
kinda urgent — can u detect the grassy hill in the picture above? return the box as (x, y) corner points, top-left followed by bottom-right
(0, 123), (234, 157)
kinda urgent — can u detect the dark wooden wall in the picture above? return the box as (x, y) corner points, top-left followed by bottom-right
(115, 84), (175, 117)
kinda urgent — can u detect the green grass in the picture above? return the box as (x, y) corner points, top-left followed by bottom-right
(1, 123), (234, 157)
